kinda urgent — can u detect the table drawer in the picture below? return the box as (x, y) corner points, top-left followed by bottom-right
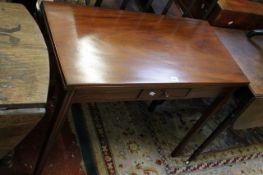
(73, 88), (141, 102)
(73, 86), (225, 102)
(187, 86), (224, 98)
(139, 88), (190, 99)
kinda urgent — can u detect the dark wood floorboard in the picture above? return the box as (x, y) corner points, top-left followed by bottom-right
(0, 115), (85, 175)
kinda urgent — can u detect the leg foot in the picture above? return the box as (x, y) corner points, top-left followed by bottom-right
(185, 160), (190, 165)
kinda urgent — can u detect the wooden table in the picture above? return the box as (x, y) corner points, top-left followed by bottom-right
(0, 3), (49, 159)
(35, 2), (248, 174)
(208, 0), (263, 29)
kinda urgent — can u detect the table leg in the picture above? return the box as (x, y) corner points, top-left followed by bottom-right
(187, 108), (240, 162)
(33, 90), (75, 175)
(182, 0), (197, 17)
(171, 89), (234, 157)
(95, 0), (103, 7)
(148, 100), (165, 112)
(187, 88), (254, 162)
(120, 0), (130, 10)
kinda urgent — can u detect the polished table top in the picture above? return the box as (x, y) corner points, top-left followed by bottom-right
(43, 2), (248, 88)
(0, 3), (49, 106)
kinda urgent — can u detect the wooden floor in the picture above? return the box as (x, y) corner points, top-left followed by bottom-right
(0, 115), (85, 175)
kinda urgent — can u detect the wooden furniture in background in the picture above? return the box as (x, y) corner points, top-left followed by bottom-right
(169, 0), (263, 28)
(0, 3), (49, 159)
(215, 28), (263, 129)
(187, 28), (263, 161)
(166, 0), (218, 19)
(209, 0), (263, 29)
(35, 2), (248, 174)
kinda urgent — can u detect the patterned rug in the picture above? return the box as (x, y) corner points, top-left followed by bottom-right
(70, 99), (263, 175)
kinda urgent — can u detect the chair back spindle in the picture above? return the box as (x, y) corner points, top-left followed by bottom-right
(94, 0), (130, 10)
(162, 0), (174, 15)
(120, 0), (129, 9)
(56, 0), (218, 19)
(95, 0), (102, 7)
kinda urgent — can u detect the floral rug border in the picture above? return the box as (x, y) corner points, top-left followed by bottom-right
(87, 103), (263, 175)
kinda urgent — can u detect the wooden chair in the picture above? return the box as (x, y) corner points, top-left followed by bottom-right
(208, 0), (263, 29)
(84, 0), (203, 16)
(171, 0), (218, 19)
(93, 0), (129, 9)
(91, 0), (176, 15)
(129, 0), (215, 16)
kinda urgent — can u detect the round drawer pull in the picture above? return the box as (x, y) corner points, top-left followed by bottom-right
(149, 91), (156, 96)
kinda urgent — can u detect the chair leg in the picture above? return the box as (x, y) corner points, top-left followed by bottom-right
(120, 0), (129, 10)
(145, 0), (154, 12)
(148, 100), (165, 112)
(95, 0), (103, 7)
(203, 0), (218, 19)
(162, 0), (173, 15)
(84, 0), (90, 6)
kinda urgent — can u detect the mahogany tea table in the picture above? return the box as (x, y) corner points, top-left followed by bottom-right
(34, 2), (248, 174)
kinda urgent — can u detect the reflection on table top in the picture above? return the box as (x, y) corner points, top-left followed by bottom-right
(43, 2), (248, 88)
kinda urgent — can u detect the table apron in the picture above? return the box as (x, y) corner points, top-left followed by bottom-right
(71, 86), (230, 103)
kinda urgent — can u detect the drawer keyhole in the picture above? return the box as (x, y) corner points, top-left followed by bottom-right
(164, 91), (169, 98)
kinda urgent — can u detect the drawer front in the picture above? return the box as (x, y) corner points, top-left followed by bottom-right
(0, 108), (44, 159)
(187, 86), (224, 98)
(73, 88), (141, 102)
(139, 88), (190, 99)
(74, 88), (191, 102)
(73, 86), (225, 102)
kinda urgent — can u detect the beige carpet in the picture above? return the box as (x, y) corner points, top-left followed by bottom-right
(70, 99), (263, 175)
